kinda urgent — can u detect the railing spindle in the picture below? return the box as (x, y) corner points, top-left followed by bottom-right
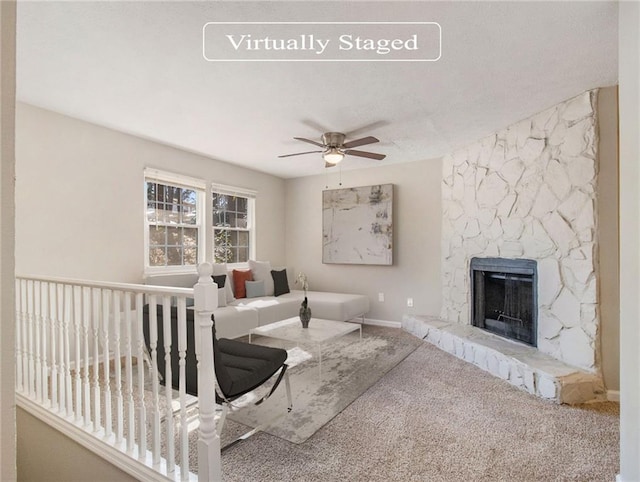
(57, 284), (67, 414)
(40, 281), (49, 405)
(113, 290), (124, 445)
(102, 289), (112, 439)
(72, 285), (83, 423)
(177, 296), (189, 479)
(38, 283), (49, 405)
(27, 280), (35, 398)
(136, 293), (147, 459)
(63, 284), (73, 417)
(148, 296), (161, 468)
(49, 282), (58, 411)
(34, 281), (43, 403)
(22, 279), (29, 395)
(162, 294), (175, 474)
(124, 292), (135, 454)
(15, 279), (23, 393)
(82, 286), (92, 427)
(91, 288), (101, 433)
(54, 283), (63, 412)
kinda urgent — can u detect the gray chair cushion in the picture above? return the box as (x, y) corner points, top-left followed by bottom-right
(214, 337), (287, 399)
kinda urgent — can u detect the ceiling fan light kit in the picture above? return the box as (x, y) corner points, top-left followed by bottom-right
(323, 147), (345, 165)
(279, 130), (386, 167)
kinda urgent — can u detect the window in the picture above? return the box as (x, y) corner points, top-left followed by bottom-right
(212, 184), (256, 264)
(145, 169), (205, 271)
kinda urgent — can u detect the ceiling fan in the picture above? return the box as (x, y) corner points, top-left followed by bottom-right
(278, 132), (386, 167)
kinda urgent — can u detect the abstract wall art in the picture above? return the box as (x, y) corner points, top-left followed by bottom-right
(322, 184), (393, 265)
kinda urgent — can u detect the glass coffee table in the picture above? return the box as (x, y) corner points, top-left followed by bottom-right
(249, 317), (362, 375)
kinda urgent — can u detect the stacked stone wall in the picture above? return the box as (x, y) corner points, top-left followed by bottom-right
(441, 90), (599, 371)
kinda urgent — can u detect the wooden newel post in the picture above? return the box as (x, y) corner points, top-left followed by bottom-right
(194, 262), (222, 481)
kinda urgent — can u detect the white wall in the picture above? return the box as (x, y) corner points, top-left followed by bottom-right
(15, 103), (287, 282)
(0, 2), (17, 480)
(597, 86), (619, 392)
(285, 159), (442, 323)
(618, 2), (640, 480)
(17, 408), (137, 482)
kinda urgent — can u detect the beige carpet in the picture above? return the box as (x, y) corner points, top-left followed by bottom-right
(218, 327), (619, 482)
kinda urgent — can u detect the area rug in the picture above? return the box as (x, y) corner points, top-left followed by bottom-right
(224, 325), (422, 444)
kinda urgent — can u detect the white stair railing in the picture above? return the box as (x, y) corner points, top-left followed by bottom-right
(15, 265), (222, 481)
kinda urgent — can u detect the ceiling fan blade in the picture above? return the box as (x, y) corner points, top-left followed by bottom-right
(345, 149), (386, 161)
(342, 136), (379, 149)
(278, 150), (323, 158)
(293, 137), (325, 148)
(345, 120), (390, 138)
(301, 119), (332, 134)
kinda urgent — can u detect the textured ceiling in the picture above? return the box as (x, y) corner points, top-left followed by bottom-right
(16, 1), (618, 179)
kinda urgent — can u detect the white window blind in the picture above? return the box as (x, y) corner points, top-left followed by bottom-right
(211, 183), (257, 199)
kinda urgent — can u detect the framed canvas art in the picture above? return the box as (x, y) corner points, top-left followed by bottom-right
(322, 184), (393, 265)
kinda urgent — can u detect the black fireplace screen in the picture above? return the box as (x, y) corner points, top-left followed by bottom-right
(470, 258), (537, 347)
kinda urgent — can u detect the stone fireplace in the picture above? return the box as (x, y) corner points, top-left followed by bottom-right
(403, 89), (606, 403)
(440, 89), (600, 372)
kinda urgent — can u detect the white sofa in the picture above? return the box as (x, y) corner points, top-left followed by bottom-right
(144, 269), (370, 339)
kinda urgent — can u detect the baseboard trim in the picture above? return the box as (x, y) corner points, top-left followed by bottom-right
(607, 390), (620, 402)
(362, 318), (401, 328)
(616, 474), (623, 482)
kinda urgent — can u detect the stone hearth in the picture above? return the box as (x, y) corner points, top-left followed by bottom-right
(403, 315), (605, 404)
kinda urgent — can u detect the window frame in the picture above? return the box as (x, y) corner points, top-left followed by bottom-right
(144, 168), (206, 275)
(211, 183), (257, 267)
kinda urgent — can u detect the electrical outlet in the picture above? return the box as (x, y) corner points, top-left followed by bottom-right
(378, 292), (385, 302)
(407, 298), (414, 308)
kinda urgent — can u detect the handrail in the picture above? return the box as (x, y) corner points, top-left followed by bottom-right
(15, 274), (194, 296)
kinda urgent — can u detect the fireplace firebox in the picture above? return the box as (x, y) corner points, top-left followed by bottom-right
(470, 257), (537, 347)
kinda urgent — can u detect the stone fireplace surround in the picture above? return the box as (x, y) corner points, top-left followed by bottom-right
(404, 90), (606, 403)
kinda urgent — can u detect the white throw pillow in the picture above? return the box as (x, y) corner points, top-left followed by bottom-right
(217, 288), (227, 307)
(248, 259), (274, 296)
(212, 263), (235, 304)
